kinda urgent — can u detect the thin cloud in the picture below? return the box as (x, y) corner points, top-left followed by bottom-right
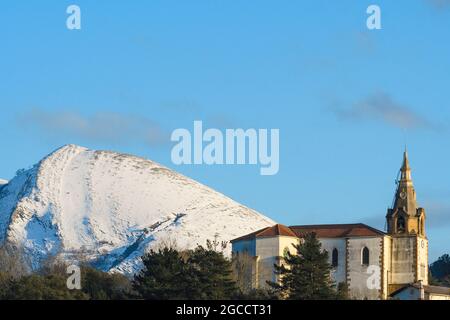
(426, 0), (450, 9)
(18, 108), (169, 146)
(331, 92), (439, 131)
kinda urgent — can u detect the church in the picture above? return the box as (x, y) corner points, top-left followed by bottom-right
(231, 151), (448, 300)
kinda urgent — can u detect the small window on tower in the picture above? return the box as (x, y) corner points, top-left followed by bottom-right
(362, 247), (369, 266)
(332, 248), (338, 267)
(397, 216), (405, 233)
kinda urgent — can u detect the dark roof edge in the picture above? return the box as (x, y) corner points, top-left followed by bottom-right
(231, 223), (387, 243)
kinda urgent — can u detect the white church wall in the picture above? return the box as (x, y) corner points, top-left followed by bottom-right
(232, 231), (429, 300)
(278, 236), (299, 256)
(318, 238), (347, 285)
(277, 236), (300, 286)
(255, 236), (299, 288)
(255, 237), (282, 288)
(346, 237), (383, 300)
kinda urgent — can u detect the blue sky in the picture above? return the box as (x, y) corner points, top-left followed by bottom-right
(1, 1), (449, 260)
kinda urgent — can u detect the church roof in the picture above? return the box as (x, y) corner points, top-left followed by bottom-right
(231, 223), (385, 243)
(258, 224), (298, 238)
(230, 224), (298, 243)
(290, 223), (386, 238)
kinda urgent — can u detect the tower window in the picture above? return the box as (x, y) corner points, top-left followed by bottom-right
(362, 247), (370, 266)
(397, 216), (405, 233)
(332, 248), (338, 267)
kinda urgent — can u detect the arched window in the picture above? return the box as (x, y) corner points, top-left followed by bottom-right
(397, 216), (405, 233)
(362, 247), (370, 265)
(332, 248), (338, 267)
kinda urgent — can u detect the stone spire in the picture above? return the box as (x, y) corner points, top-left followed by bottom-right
(392, 150), (417, 216)
(387, 150), (426, 236)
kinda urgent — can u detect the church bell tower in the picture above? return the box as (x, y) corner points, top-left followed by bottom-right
(386, 150), (428, 290)
(386, 151), (426, 236)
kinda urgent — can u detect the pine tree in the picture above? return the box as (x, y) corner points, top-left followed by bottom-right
(133, 247), (192, 299)
(268, 232), (335, 300)
(188, 246), (237, 299)
(81, 266), (133, 300)
(335, 282), (350, 300)
(133, 245), (239, 300)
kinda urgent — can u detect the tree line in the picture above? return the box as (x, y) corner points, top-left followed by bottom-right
(1, 233), (448, 300)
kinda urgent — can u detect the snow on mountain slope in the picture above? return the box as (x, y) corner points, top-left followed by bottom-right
(0, 145), (275, 274)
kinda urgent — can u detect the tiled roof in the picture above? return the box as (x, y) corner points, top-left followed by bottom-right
(230, 224), (297, 243)
(231, 223), (385, 243)
(258, 224), (298, 238)
(289, 223), (386, 238)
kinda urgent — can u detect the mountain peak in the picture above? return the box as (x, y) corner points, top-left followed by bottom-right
(51, 143), (88, 154)
(0, 146), (274, 274)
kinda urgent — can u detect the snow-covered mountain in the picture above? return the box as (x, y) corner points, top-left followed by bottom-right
(0, 145), (275, 275)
